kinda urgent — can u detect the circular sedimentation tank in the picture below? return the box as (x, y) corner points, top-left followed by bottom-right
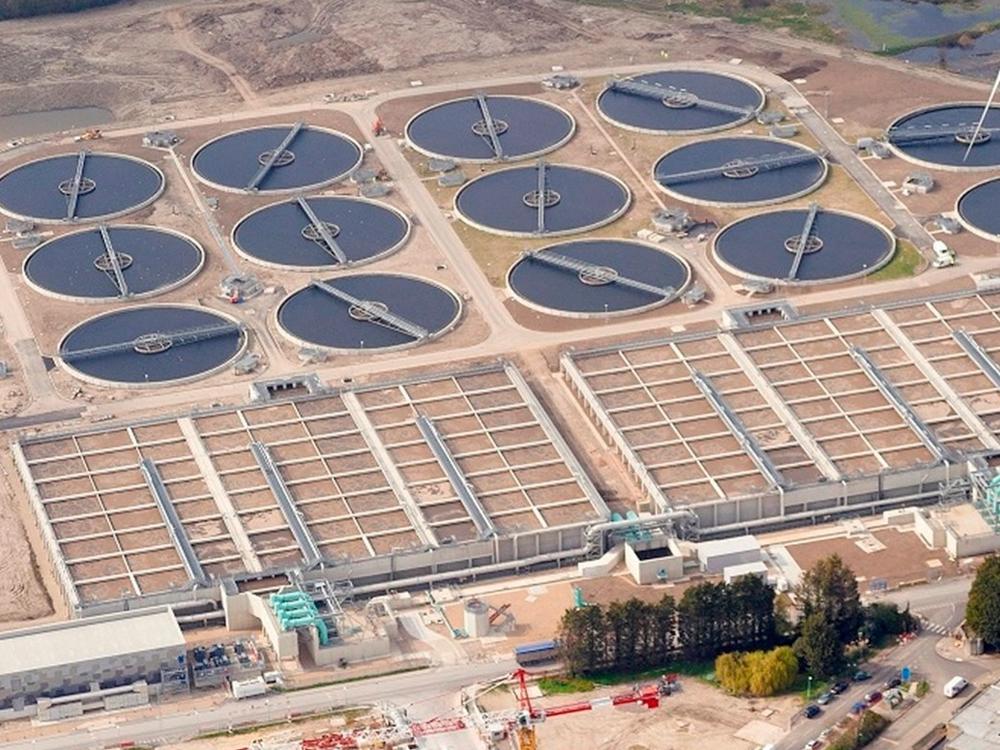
(24, 225), (204, 302)
(0, 152), (164, 224)
(232, 195), (410, 270)
(507, 239), (690, 317)
(191, 123), (363, 193)
(713, 206), (895, 285)
(597, 70), (765, 134)
(886, 103), (1000, 169)
(58, 306), (246, 387)
(405, 94), (575, 162)
(454, 162), (630, 237)
(277, 274), (461, 352)
(653, 136), (827, 206)
(958, 177), (1000, 240)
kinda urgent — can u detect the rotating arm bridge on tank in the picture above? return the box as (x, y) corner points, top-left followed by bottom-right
(309, 279), (429, 340)
(786, 202), (820, 281)
(96, 225), (130, 297)
(524, 248), (676, 299)
(607, 78), (754, 117)
(64, 150), (89, 221)
(656, 149), (822, 186)
(475, 94), (505, 160)
(60, 321), (242, 362)
(887, 123), (1000, 146)
(295, 196), (347, 264)
(246, 121), (304, 191)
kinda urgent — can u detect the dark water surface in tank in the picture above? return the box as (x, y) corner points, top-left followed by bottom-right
(278, 275), (460, 350)
(598, 71), (763, 133)
(60, 307), (244, 384)
(25, 226), (202, 299)
(233, 196), (409, 268)
(715, 209), (894, 283)
(0, 153), (162, 222)
(958, 178), (1000, 238)
(406, 95), (574, 161)
(508, 239), (690, 315)
(455, 164), (629, 236)
(192, 126), (362, 192)
(654, 137), (826, 204)
(888, 105), (1000, 168)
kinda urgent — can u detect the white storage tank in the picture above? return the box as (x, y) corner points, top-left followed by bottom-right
(464, 599), (491, 638)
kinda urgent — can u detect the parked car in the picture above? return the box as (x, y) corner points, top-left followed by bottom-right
(831, 680), (850, 694)
(864, 690), (883, 705)
(803, 704), (822, 719)
(883, 676), (902, 690)
(944, 676), (969, 698)
(853, 669), (872, 682)
(804, 740), (822, 750)
(817, 691), (834, 705)
(850, 701), (867, 716)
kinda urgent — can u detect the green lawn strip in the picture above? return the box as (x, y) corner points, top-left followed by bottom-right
(868, 239), (924, 282)
(538, 660), (716, 696)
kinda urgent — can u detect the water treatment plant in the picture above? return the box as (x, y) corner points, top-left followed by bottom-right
(5, 32), (1000, 749)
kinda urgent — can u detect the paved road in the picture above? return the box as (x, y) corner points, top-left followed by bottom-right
(2, 661), (516, 750)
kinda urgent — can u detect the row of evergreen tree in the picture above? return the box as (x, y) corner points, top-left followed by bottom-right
(558, 574), (777, 675)
(0, 0), (121, 21)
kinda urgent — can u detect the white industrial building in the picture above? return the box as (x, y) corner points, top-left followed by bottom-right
(0, 607), (185, 719)
(696, 535), (761, 573)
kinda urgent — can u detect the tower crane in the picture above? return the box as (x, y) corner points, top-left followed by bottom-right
(247, 669), (674, 750)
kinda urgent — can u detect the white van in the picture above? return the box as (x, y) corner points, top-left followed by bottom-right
(932, 240), (956, 268)
(944, 676), (968, 698)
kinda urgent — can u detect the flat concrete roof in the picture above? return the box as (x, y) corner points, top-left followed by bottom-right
(949, 683), (1000, 750)
(0, 607), (184, 677)
(697, 534), (760, 559)
(723, 561), (768, 576)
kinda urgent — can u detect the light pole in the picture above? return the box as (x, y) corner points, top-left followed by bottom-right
(807, 675), (813, 701)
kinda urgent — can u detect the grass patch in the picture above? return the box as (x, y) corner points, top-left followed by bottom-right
(867, 239), (923, 282)
(792, 674), (831, 702)
(538, 660), (716, 695)
(539, 675), (597, 694)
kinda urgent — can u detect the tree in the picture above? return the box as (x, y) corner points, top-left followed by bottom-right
(799, 554), (863, 645)
(715, 645), (798, 696)
(966, 555), (1000, 647)
(558, 603), (608, 675)
(796, 611), (843, 678)
(862, 602), (916, 644)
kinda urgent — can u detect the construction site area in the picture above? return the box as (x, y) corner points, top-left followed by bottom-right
(3, 1), (1000, 748)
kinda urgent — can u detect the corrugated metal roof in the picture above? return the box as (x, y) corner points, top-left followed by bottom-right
(0, 607), (184, 677)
